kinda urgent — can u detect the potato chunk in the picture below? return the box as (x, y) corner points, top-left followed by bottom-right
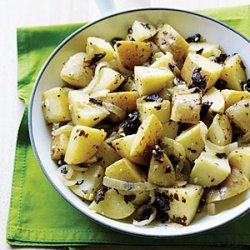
(228, 147), (250, 180)
(92, 67), (124, 92)
(221, 89), (250, 109)
(70, 165), (104, 201)
(137, 97), (171, 123)
(50, 133), (70, 161)
(220, 54), (247, 90)
(206, 168), (250, 203)
(162, 121), (179, 139)
(105, 158), (145, 182)
(202, 87), (225, 114)
(68, 91), (109, 127)
(42, 87), (71, 123)
(189, 152), (231, 187)
(60, 52), (93, 88)
(130, 114), (163, 157)
(155, 24), (189, 66)
(175, 123), (205, 161)
(115, 41), (152, 71)
(225, 98), (250, 132)
(64, 125), (106, 164)
(135, 66), (173, 96)
(112, 135), (147, 166)
(160, 184), (204, 225)
(181, 53), (223, 90)
(89, 188), (135, 219)
(86, 37), (115, 62)
(171, 90), (201, 124)
(208, 114), (232, 146)
(188, 42), (221, 58)
(99, 91), (139, 113)
(148, 150), (175, 187)
(128, 20), (157, 41)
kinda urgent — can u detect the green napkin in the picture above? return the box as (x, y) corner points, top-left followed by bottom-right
(7, 5), (250, 248)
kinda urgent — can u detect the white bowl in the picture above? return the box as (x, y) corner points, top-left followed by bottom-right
(29, 8), (250, 237)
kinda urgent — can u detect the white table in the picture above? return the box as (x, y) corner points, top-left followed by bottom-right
(0, 0), (249, 249)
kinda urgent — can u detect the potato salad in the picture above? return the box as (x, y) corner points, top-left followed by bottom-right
(42, 20), (250, 226)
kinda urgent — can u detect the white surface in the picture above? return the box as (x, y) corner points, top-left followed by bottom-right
(0, 0), (249, 249)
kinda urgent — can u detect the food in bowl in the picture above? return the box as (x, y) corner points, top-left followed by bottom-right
(41, 19), (250, 227)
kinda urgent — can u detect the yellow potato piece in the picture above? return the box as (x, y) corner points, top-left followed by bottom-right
(64, 125), (106, 164)
(130, 114), (163, 157)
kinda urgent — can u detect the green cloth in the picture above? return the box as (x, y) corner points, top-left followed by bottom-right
(7, 5), (250, 248)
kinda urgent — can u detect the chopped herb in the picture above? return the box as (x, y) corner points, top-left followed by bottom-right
(168, 63), (176, 72)
(154, 105), (161, 110)
(95, 187), (108, 204)
(215, 79), (227, 90)
(165, 165), (172, 173)
(216, 153), (227, 159)
(152, 145), (164, 163)
(76, 180), (84, 185)
(196, 48), (204, 55)
(215, 53), (228, 63)
(135, 206), (153, 222)
(89, 98), (103, 105)
(79, 130), (89, 138)
(110, 37), (123, 46)
(172, 215), (187, 225)
(240, 60), (246, 70)
(120, 110), (140, 135)
(140, 22), (151, 29)
(60, 166), (68, 174)
(128, 25), (133, 34)
(190, 67), (206, 90)
(88, 52), (106, 65)
(186, 33), (201, 43)
(153, 192), (170, 223)
(241, 79), (250, 92)
(200, 101), (212, 117)
(144, 94), (160, 102)
(124, 194), (136, 204)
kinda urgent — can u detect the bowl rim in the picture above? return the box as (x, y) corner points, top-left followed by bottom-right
(28, 7), (250, 238)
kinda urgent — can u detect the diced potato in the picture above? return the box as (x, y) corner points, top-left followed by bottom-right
(188, 42), (221, 58)
(95, 142), (121, 168)
(220, 54), (247, 90)
(137, 97), (171, 123)
(160, 184), (204, 225)
(225, 98), (250, 132)
(42, 87), (71, 123)
(64, 125), (106, 164)
(208, 114), (232, 146)
(202, 87), (225, 114)
(148, 151), (175, 187)
(128, 20), (157, 41)
(134, 66), (174, 96)
(221, 89), (250, 109)
(130, 114), (163, 157)
(189, 151), (231, 187)
(50, 133), (70, 161)
(120, 76), (137, 92)
(206, 168), (250, 203)
(89, 188), (135, 219)
(99, 91), (139, 113)
(228, 147), (250, 180)
(115, 41), (152, 71)
(171, 90), (201, 124)
(60, 52), (93, 88)
(162, 121), (179, 139)
(92, 67), (124, 92)
(68, 91), (109, 127)
(105, 158), (145, 182)
(175, 123), (205, 161)
(181, 53), (223, 90)
(155, 24), (189, 66)
(70, 165), (104, 201)
(151, 52), (180, 78)
(112, 135), (148, 166)
(86, 37), (115, 62)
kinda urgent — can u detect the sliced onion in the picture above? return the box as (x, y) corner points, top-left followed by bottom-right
(102, 101), (126, 120)
(200, 121), (238, 154)
(70, 165), (88, 172)
(57, 165), (76, 186)
(148, 190), (156, 205)
(81, 62), (108, 94)
(103, 176), (156, 191)
(207, 202), (216, 215)
(90, 89), (110, 99)
(133, 205), (157, 226)
(51, 124), (73, 137)
(85, 156), (99, 164)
